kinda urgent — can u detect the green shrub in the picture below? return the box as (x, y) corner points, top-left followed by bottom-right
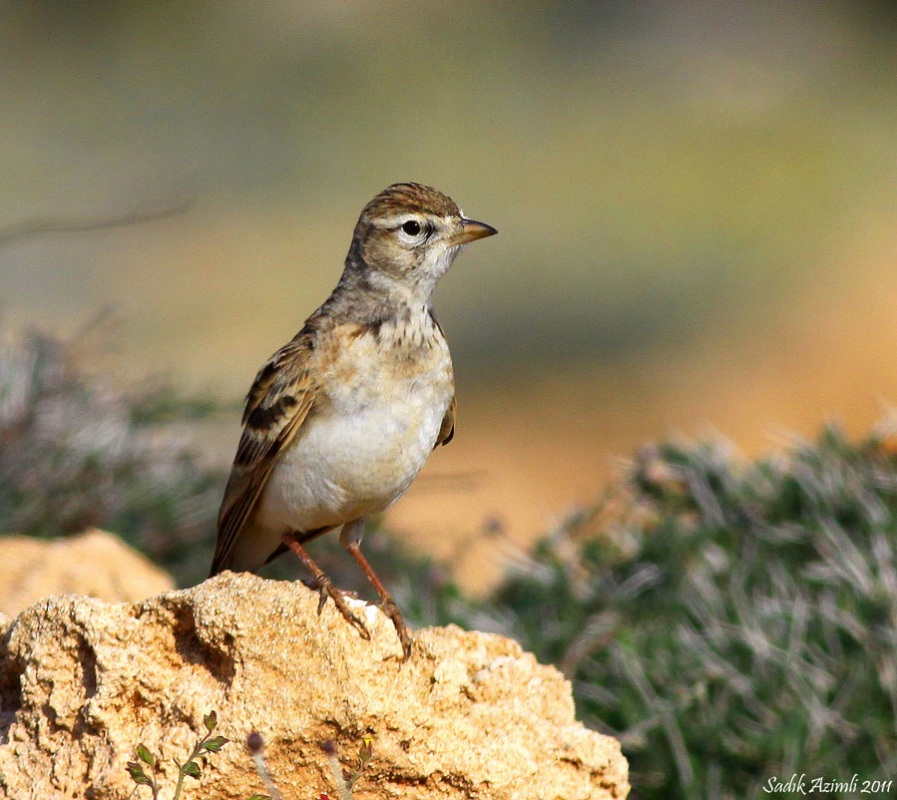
(481, 425), (897, 799)
(0, 328), (224, 585)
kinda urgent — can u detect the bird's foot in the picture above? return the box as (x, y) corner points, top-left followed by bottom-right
(344, 540), (413, 661)
(312, 575), (370, 641)
(375, 596), (413, 662)
(282, 532), (370, 641)
(300, 577), (360, 600)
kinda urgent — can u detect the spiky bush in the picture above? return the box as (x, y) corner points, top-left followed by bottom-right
(0, 328), (224, 584)
(479, 424), (897, 799)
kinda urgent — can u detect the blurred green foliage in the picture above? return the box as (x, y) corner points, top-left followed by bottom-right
(475, 426), (897, 799)
(0, 328), (224, 585)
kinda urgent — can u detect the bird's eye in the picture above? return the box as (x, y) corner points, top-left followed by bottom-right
(401, 220), (422, 236)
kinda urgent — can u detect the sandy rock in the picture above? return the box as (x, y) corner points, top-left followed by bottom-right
(0, 529), (174, 617)
(0, 572), (628, 799)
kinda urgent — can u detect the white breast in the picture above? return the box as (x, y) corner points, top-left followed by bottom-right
(255, 314), (453, 536)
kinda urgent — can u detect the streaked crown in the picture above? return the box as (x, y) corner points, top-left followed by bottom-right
(360, 182), (462, 222)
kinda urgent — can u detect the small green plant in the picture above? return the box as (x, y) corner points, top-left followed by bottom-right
(126, 744), (162, 799)
(343, 736), (373, 792)
(320, 736), (372, 799)
(127, 711), (230, 799)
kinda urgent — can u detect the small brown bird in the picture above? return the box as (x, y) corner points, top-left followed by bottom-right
(210, 183), (496, 659)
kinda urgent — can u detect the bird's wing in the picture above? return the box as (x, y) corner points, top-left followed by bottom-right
(211, 332), (319, 574)
(428, 308), (456, 449)
(436, 394), (456, 447)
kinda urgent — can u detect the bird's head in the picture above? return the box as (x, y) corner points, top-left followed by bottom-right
(350, 183), (496, 299)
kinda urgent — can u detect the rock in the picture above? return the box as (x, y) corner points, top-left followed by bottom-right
(0, 573), (629, 799)
(0, 529), (174, 617)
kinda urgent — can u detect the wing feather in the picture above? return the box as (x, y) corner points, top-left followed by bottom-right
(436, 395), (456, 448)
(210, 333), (319, 574)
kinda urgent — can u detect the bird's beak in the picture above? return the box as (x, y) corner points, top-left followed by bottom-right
(451, 218), (498, 246)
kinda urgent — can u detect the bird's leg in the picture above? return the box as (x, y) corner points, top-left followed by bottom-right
(281, 531), (370, 641)
(340, 518), (413, 661)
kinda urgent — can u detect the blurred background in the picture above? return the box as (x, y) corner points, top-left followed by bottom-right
(3, 0), (897, 588)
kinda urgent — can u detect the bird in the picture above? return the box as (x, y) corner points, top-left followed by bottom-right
(209, 182), (497, 660)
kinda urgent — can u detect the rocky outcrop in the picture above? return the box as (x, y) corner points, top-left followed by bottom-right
(0, 570), (628, 799)
(0, 529), (175, 617)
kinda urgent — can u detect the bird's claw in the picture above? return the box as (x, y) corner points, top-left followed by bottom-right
(377, 598), (412, 661)
(313, 578), (371, 641)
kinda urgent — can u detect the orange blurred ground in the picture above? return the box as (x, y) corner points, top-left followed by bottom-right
(386, 222), (897, 591)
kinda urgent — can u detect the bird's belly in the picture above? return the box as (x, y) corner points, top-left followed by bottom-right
(256, 386), (450, 533)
